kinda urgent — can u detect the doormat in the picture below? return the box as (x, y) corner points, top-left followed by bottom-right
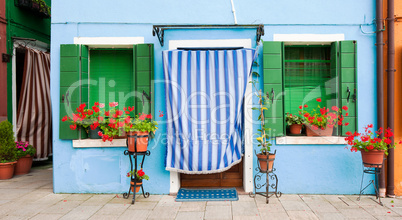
(175, 188), (238, 202)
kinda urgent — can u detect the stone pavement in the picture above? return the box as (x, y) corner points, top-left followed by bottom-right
(0, 167), (402, 220)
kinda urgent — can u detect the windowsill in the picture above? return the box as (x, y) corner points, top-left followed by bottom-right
(276, 136), (347, 145)
(72, 139), (127, 148)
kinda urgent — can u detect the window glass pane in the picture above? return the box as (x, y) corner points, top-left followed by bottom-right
(284, 46), (337, 116)
(89, 49), (133, 111)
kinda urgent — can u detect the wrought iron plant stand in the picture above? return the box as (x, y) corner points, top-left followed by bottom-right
(357, 159), (385, 206)
(249, 150), (282, 203)
(123, 133), (150, 204)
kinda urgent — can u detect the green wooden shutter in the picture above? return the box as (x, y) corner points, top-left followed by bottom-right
(134, 44), (154, 116)
(59, 44), (88, 139)
(263, 42), (285, 137)
(339, 40), (357, 136)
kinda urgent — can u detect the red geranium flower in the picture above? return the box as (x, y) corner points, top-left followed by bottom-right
(316, 98), (322, 102)
(70, 124), (77, 130)
(385, 138), (392, 144)
(342, 106), (348, 111)
(62, 116), (68, 122)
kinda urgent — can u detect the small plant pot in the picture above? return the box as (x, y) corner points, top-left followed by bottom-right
(289, 124), (303, 135)
(361, 150), (384, 167)
(305, 125), (333, 136)
(0, 161), (17, 180)
(130, 180), (143, 193)
(14, 155), (33, 175)
(127, 131), (149, 152)
(257, 153), (276, 172)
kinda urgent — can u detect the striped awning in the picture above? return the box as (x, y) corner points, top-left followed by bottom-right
(163, 48), (255, 174)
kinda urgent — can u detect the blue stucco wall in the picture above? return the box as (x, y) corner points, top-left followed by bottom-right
(51, 0), (377, 194)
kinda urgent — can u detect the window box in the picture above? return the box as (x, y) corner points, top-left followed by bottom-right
(15, 0), (51, 19)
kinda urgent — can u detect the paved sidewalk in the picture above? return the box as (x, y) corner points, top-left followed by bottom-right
(0, 167), (401, 220)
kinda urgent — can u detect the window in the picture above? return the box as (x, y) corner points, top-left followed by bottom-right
(59, 44), (154, 140)
(89, 49), (134, 111)
(262, 41), (357, 137)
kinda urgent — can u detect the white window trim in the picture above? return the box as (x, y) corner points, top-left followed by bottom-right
(168, 39), (254, 194)
(68, 37), (145, 146)
(273, 34), (345, 45)
(273, 33), (348, 144)
(73, 139), (127, 147)
(73, 37), (144, 48)
(276, 136), (347, 145)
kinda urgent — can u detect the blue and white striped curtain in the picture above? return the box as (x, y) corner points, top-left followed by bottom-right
(163, 49), (255, 174)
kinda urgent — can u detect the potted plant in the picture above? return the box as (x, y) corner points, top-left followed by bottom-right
(14, 141), (36, 175)
(345, 124), (398, 167)
(250, 79), (275, 172)
(97, 102), (136, 142)
(62, 102), (104, 139)
(0, 121), (18, 180)
(285, 112), (306, 135)
(124, 113), (158, 152)
(127, 169), (149, 193)
(299, 98), (348, 136)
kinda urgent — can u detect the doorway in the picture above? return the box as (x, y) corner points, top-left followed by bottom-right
(167, 39), (254, 193)
(181, 159), (243, 187)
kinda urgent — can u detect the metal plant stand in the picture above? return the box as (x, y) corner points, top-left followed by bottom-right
(249, 150), (282, 204)
(123, 134), (150, 204)
(357, 160), (384, 206)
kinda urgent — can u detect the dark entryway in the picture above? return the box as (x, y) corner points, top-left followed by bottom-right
(180, 159), (243, 187)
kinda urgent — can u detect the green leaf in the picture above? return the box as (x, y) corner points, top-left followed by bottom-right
(252, 71), (260, 77)
(251, 107), (259, 110)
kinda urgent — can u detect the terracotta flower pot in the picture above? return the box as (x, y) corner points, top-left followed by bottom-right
(257, 153), (276, 172)
(130, 180), (143, 193)
(305, 125), (333, 136)
(0, 161), (17, 180)
(127, 131), (149, 152)
(289, 124), (303, 134)
(14, 155), (33, 175)
(361, 150), (384, 167)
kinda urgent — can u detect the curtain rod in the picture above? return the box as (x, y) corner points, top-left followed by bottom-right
(152, 24), (264, 47)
